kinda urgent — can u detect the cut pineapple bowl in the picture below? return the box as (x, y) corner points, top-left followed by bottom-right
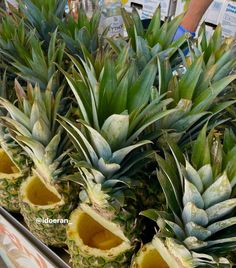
(132, 242), (169, 268)
(0, 148), (20, 175)
(0, 148), (24, 212)
(68, 205), (131, 257)
(20, 175), (63, 207)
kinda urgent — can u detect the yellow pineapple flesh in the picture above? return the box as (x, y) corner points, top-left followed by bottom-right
(0, 148), (18, 174)
(77, 212), (123, 250)
(25, 176), (61, 206)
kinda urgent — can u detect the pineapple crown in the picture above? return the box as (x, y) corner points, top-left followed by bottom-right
(60, 47), (175, 132)
(0, 16), (66, 90)
(153, 47), (236, 146)
(59, 9), (101, 57)
(58, 48), (178, 210)
(0, 79), (73, 185)
(193, 24), (235, 70)
(144, 125), (236, 265)
(11, 0), (101, 59)
(108, 20), (236, 146)
(120, 7), (187, 69)
(58, 113), (156, 209)
(17, 0), (67, 44)
(0, 70), (30, 171)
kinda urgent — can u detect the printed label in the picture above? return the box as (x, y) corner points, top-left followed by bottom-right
(101, 14), (123, 37)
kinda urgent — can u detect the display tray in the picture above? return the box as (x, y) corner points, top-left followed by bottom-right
(0, 207), (71, 268)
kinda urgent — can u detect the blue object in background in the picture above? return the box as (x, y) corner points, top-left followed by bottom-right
(65, 2), (69, 14)
(173, 25), (195, 41)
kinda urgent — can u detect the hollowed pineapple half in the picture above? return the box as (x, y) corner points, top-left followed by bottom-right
(131, 237), (194, 268)
(0, 148), (25, 212)
(19, 175), (77, 246)
(67, 204), (133, 268)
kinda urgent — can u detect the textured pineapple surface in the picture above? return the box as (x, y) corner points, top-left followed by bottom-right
(20, 175), (76, 246)
(67, 208), (133, 267)
(0, 148), (24, 212)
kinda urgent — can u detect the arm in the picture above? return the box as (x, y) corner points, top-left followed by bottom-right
(181, 0), (214, 32)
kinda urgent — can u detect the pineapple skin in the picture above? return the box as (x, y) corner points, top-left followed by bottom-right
(67, 239), (132, 268)
(131, 238), (194, 268)
(19, 178), (78, 247)
(0, 141), (30, 212)
(67, 204), (135, 268)
(0, 173), (25, 212)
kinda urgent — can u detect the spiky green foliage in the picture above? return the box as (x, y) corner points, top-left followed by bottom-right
(193, 24), (236, 77)
(144, 126), (236, 266)
(109, 21), (236, 147)
(0, 80), (73, 187)
(0, 73), (30, 212)
(115, 7), (187, 70)
(61, 47), (175, 130)
(59, 48), (176, 191)
(0, 16), (66, 90)
(59, 9), (101, 57)
(151, 51), (236, 146)
(18, 0), (67, 44)
(12, 0), (101, 58)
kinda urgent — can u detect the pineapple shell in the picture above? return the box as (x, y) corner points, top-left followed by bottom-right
(19, 175), (78, 247)
(0, 172), (25, 212)
(0, 148), (28, 212)
(131, 237), (195, 268)
(67, 204), (134, 268)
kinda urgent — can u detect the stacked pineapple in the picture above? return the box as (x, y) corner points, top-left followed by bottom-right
(60, 48), (175, 267)
(0, 1), (236, 268)
(132, 126), (236, 267)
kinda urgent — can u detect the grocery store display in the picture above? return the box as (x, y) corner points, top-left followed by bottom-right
(0, 0), (236, 267)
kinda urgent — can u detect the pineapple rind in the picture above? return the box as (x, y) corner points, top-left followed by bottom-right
(0, 145), (29, 212)
(67, 206), (134, 268)
(68, 239), (132, 268)
(19, 176), (78, 246)
(131, 238), (194, 268)
(0, 173), (25, 212)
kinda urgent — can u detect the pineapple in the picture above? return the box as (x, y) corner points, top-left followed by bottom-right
(59, 49), (177, 267)
(11, 0), (101, 59)
(153, 29), (236, 146)
(18, 0), (67, 44)
(0, 81), (78, 246)
(111, 16), (236, 147)
(0, 74), (30, 212)
(58, 8), (101, 57)
(131, 238), (195, 268)
(132, 126), (236, 267)
(0, 16), (66, 90)
(67, 196), (134, 268)
(120, 7), (188, 69)
(0, 147), (26, 212)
